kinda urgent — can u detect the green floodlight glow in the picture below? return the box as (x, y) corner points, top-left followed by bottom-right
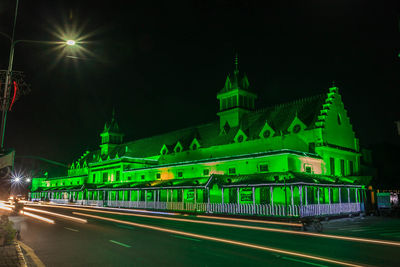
(66, 40), (76, 46)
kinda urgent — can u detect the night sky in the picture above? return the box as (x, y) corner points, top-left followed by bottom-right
(0, 0), (399, 164)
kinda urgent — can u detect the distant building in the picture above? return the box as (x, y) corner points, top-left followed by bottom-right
(30, 56), (370, 218)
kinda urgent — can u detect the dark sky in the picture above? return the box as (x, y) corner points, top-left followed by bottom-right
(1, 0), (399, 164)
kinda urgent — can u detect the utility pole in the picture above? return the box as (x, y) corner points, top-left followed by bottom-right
(0, 0), (19, 150)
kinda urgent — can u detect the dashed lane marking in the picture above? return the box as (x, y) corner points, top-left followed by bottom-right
(281, 256), (328, 267)
(64, 227), (79, 232)
(109, 240), (131, 248)
(171, 234), (202, 242)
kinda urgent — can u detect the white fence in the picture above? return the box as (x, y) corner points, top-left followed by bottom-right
(49, 199), (361, 217)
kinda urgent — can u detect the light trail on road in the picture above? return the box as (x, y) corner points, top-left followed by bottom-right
(30, 203), (400, 247)
(23, 207), (87, 224)
(196, 215), (303, 227)
(0, 205), (12, 211)
(20, 210), (55, 224)
(74, 211), (366, 267)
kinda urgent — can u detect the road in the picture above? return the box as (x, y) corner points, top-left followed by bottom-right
(5, 203), (400, 267)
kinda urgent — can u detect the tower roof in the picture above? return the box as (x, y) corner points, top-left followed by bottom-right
(219, 53), (251, 93)
(102, 109), (121, 134)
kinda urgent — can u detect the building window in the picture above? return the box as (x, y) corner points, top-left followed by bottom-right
(259, 164), (268, 173)
(141, 175), (145, 180)
(237, 135), (244, 143)
(263, 130), (271, 138)
(228, 168), (236, 175)
(340, 159), (345, 176)
(293, 124), (301, 133)
(128, 176), (132, 180)
(176, 146), (181, 153)
(92, 174), (96, 183)
(116, 171), (120, 181)
(103, 172), (108, 183)
(177, 171), (183, 178)
(305, 166), (312, 173)
(203, 169), (209, 176)
(337, 114), (342, 125)
(330, 158), (335, 175)
(239, 95), (244, 107)
(308, 142), (316, 153)
(156, 173), (161, 179)
(349, 160), (354, 175)
(192, 143), (198, 150)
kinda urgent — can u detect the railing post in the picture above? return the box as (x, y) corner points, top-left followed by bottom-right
(237, 187), (240, 205)
(328, 187), (331, 214)
(317, 187), (320, 215)
(290, 185), (294, 216)
(252, 187), (255, 214)
(221, 188), (224, 204)
(347, 187), (351, 212)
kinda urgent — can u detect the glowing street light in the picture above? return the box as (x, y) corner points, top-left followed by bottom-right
(14, 177), (20, 183)
(25, 178), (31, 183)
(66, 39), (76, 46)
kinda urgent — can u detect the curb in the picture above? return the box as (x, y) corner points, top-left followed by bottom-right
(14, 241), (27, 267)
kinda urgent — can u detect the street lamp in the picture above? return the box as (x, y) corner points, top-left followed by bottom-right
(66, 40), (76, 46)
(0, 0), (78, 150)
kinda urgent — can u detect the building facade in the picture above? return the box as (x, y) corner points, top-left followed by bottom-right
(30, 57), (370, 218)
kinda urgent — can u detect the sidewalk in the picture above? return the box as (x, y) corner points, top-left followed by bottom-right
(0, 241), (26, 267)
(0, 210), (26, 267)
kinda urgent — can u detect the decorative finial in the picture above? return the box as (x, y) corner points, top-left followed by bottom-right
(234, 52), (239, 71)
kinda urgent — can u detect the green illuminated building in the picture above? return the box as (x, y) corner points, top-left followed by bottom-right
(29, 56), (370, 218)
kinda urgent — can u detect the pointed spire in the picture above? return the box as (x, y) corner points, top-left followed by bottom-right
(234, 52), (239, 75)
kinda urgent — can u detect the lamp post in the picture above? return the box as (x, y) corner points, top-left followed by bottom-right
(0, 0), (19, 150)
(0, 0), (76, 150)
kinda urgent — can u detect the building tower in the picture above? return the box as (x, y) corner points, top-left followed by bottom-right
(217, 53), (257, 131)
(100, 110), (124, 155)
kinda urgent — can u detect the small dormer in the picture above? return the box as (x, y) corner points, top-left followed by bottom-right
(259, 120), (275, 139)
(160, 144), (169, 155)
(100, 110), (124, 155)
(234, 129), (248, 143)
(190, 138), (200, 150)
(288, 115), (307, 134)
(174, 141), (183, 153)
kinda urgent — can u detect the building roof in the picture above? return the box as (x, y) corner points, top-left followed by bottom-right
(71, 92), (328, 168)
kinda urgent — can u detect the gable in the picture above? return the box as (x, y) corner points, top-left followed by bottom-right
(319, 87), (357, 150)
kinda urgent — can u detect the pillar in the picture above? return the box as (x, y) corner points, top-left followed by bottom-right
(290, 185), (294, 206)
(328, 188), (331, 204)
(299, 186), (303, 206)
(270, 186), (273, 206)
(237, 187), (240, 204)
(347, 187), (351, 203)
(194, 188), (197, 205)
(252, 187), (255, 205)
(221, 188), (224, 204)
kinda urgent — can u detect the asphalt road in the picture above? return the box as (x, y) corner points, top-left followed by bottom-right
(6, 203), (400, 267)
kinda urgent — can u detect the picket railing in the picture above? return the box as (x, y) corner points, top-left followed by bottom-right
(49, 199), (361, 218)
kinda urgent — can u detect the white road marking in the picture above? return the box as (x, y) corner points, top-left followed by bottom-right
(64, 227), (79, 232)
(109, 240), (131, 248)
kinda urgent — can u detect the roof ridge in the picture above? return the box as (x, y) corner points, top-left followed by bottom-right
(253, 93), (325, 114)
(124, 121), (217, 146)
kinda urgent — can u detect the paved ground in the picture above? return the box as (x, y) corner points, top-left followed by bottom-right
(6, 203), (400, 267)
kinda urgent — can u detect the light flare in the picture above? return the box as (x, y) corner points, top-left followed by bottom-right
(74, 212), (364, 267)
